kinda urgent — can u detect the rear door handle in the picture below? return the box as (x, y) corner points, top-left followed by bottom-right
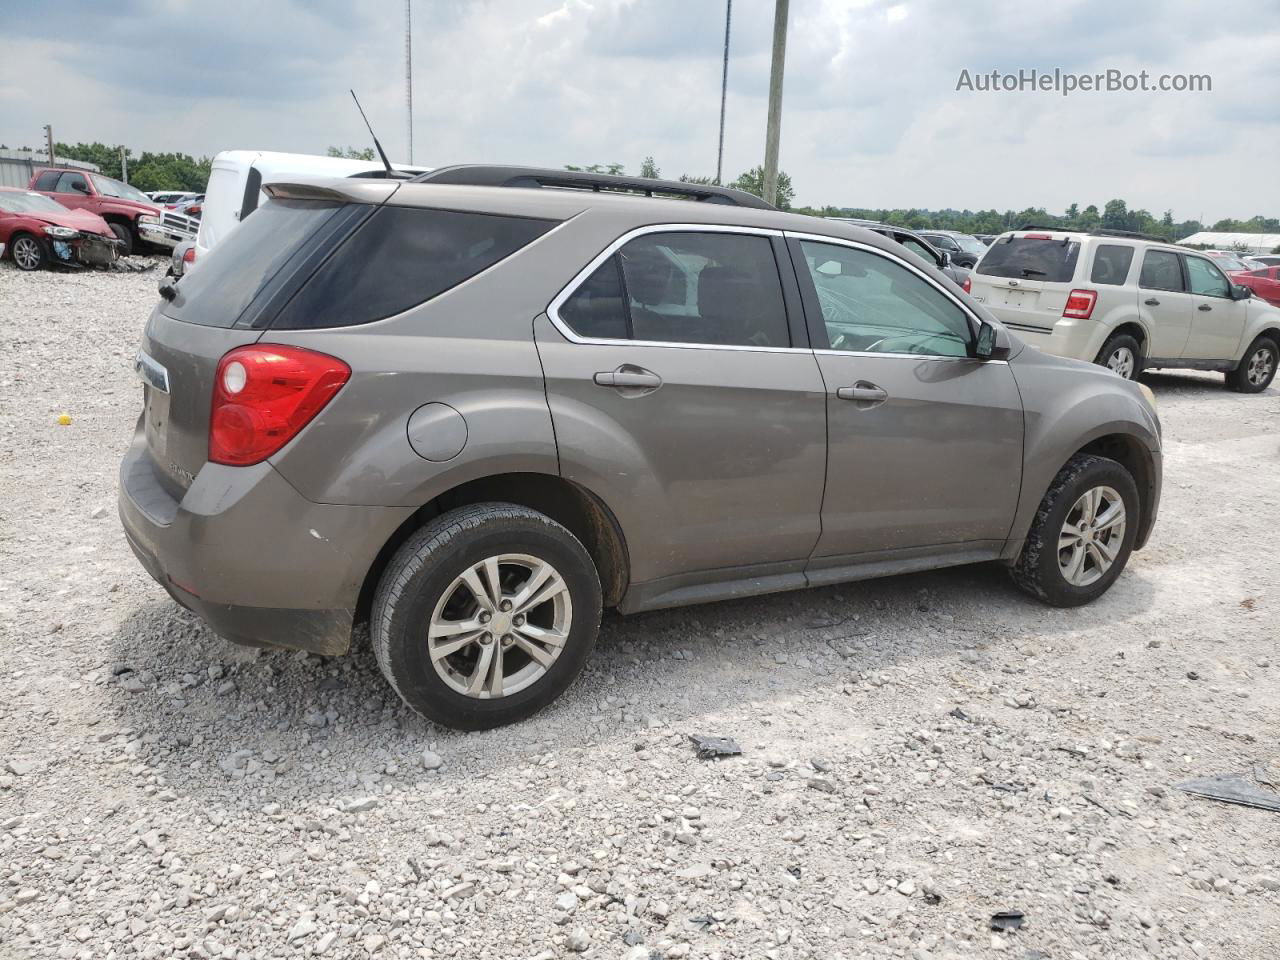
(1144, 297), (1160, 306)
(836, 382), (888, 404)
(593, 365), (662, 391)
(1198, 304), (1212, 312)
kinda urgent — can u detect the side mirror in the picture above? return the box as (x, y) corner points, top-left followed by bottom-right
(73, 181), (89, 194)
(938, 250), (951, 268)
(973, 320), (1012, 361)
(1231, 283), (1252, 300)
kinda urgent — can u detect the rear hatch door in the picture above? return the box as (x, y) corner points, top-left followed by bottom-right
(138, 196), (371, 495)
(968, 233), (1082, 332)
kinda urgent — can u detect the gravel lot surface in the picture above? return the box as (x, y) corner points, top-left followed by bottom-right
(1, 262), (1278, 960)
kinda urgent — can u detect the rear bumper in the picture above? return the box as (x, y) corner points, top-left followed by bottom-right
(996, 316), (1105, 361)
(118, 423), (414, 655)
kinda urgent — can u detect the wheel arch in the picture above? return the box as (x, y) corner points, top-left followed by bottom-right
(354, 472), (630, 627)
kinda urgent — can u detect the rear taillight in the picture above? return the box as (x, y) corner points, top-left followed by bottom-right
(1024, 233), (1053, 239)
(1063, 289), (1098, 320)
(209, 345), (350, 466)
(182, 246), (196, 264)
(961, 276), (972, 294)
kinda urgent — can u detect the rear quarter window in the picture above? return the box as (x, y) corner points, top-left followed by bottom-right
(977, 237), (1080, 283)
(273, 206), (556, 329)
(1089, 244), (1135, 285)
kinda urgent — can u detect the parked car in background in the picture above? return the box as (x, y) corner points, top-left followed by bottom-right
(1251, 255), (1280, 268)
(148, 191), (200, 207)
(168, 239), (196, 279)
(0, 186), (120, 271)
(1235, 267), (1280, 306)
(827, 218), (970, 286)
(968, 227), (1280, 392)
(30, 168), (166, 255)
(121, 166), (1162, 729)
(1203, 250), (1256, 275)
(173, 194), (204, 219)
(917, 229), (987, 268)
(976, 234), (996, 246)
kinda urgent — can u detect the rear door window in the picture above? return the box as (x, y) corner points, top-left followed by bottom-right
(1090, 244), (1135, 285)
(976, 237), (1080, 282)
(1139, 251), (1185, 292)
(163, 199), (345, 328)
(274, 206), (556, 329)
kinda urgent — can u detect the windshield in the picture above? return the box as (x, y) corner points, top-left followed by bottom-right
(0, 191), (70, 214)
(91, 174), (153, 205)
(976, 236), (1081, 282)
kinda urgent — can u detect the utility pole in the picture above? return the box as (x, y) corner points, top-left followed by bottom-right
(44, 125), (55, 166)
(120, 146), (128, 183)
(762, 0), (788, 208)
(715, 0), (732, 186)
(405, 0), (414, 164)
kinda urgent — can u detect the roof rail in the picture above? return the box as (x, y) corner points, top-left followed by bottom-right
(1016, 223), (1169, 243)
(409, 164), (774, 209)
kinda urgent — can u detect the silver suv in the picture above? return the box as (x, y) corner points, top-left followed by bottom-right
(120, 167), (1162, 729)
(967, 228), (1280, 392)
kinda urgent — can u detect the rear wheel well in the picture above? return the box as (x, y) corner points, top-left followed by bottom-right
(1070, 434), (1154, 545)
(1108, 323), (1147, 350)
(355, 473), (629, 626)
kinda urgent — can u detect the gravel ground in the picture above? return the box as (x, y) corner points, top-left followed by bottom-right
(1, 262), (1278, 960)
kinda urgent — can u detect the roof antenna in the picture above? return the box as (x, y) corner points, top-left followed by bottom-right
(350, 89), (395, 177)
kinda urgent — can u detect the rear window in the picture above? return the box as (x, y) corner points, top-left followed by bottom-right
(1090, 244), (1135, 285)
(977, 236), (1080, 282)
(164, 199), (342, 328)
(273, 206), (556, 329)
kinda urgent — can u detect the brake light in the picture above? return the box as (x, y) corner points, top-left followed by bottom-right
(182, 246), (196, 264)
(1063, 289), (1098, 320)
(209, 345), (350, 466)
(1023, 233), (1053, 239)
(962, 276), (972, 294)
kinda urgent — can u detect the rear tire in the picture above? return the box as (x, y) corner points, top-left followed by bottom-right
(1226, 336), (1278, 393)
(372, 503), (602, 730)
(108, 222), (134, 257)
(1094, 334), (1142, 380)
(1010, 454), (1139, 607)
(9, 233), (47, 271)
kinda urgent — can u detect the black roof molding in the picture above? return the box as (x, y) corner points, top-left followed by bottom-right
(410, 164), (774, 209)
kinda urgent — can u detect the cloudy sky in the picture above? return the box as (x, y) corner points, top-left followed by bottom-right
(2, 0), (1277, 220)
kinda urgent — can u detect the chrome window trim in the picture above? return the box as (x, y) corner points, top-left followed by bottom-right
(545, 222), (804, 354)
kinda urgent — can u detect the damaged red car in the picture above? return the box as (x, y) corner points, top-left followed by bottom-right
(0, 187), (121, 271)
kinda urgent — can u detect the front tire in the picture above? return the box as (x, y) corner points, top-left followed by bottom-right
(10, 233), (47, 271)
(1095, 334), (1142, 380)
(372, 503), (602, 730)
(1010, 454), (1139, 607)
(1226, 336), (1278, 393)
(108, 222), (134, 257)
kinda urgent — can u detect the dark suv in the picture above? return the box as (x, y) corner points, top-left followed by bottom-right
(120, 166), (1162, 729)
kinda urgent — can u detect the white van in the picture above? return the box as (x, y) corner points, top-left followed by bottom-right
(192, 151), (429, 265)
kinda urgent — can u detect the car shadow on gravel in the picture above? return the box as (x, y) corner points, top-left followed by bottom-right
(104, 559), (1156, 802)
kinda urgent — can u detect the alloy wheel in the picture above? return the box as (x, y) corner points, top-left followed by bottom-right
(1058, 485), (1126, 587)
(12, 237), (41, 271)
(1107, 346), (1135, 379)
(1247, 345), (1276, 387)
(427, 553), (572, 699)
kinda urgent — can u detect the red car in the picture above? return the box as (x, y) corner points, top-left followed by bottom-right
(1236, 267), (1280, 307)
(0, 187), (120, 271)
(28, 168), (162, 256)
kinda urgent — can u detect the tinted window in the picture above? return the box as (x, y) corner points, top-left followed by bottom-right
(164, 200), (341, 328)
(276, 206), (555, 329)
(1139, 251), (1184, 292)
(1090, 244), (1135, 285)
(615, 232), (788, 347)
(976, 237), (1080, 282)
(898, 236), (940, 265)
(559, 258), (628, 339)
(800, 240), (971, 358)
(1186, 256), (1230, 297)
(34, 171), (60, 191)
(56, 172), (89, 194)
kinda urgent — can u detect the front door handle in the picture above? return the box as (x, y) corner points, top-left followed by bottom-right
(1198, 303), (1213, 312)
(836, 382), (888, 405)
(1144, 297), (1160, 306)
(593, 365), (662, 392)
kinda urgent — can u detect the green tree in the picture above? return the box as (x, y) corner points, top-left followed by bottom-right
(1102, 199), (1129, 231)
(639, 156), (660, 179)
(327, 145), (376, 160)
(678, 174), (714, 184)
(564, 163), (625, 175)
(730, 166), (794, 210)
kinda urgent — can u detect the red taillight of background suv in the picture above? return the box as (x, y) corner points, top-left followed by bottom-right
(209, 345), (350, 466)
(1063, 289), (1098, 320)
(961, 276), (972, 294)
